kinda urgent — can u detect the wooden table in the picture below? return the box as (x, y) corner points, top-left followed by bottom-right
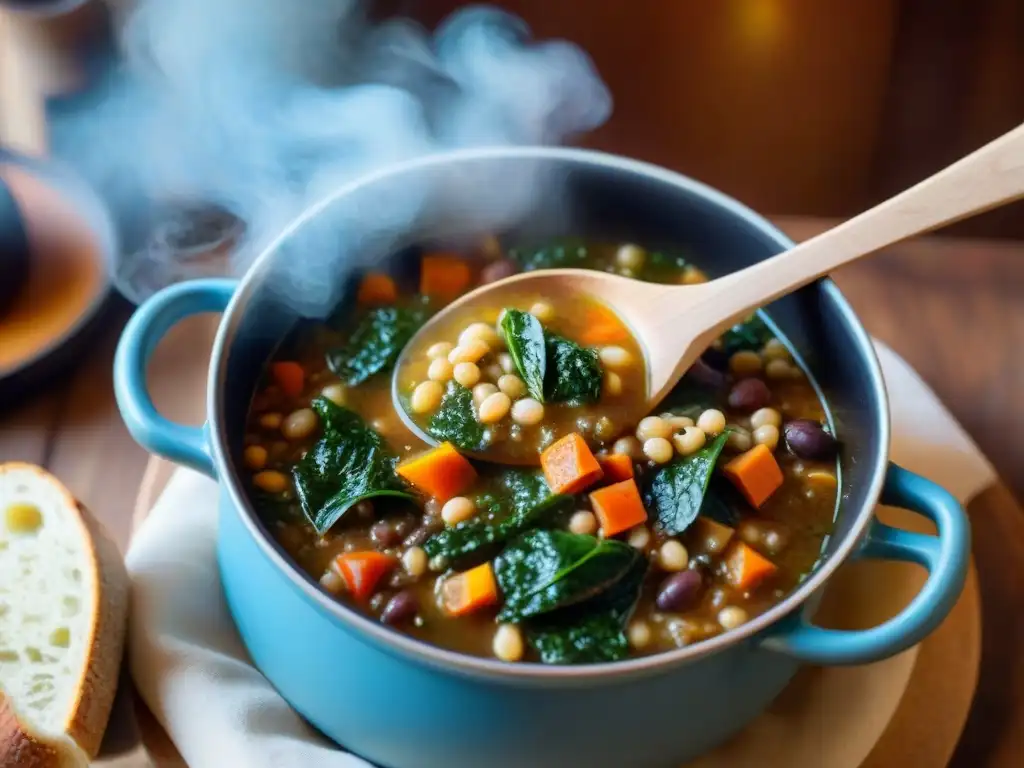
(0, 216), (1022, 765)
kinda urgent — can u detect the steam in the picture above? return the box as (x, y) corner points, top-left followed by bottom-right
(50, 1), (612, 307)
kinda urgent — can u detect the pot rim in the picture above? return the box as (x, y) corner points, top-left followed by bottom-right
(206, 145), (890, 683)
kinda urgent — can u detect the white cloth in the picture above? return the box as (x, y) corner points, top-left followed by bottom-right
(124, 342), (997, 768)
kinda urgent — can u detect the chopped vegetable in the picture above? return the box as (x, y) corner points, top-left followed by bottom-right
(690, 516), (736, 556)
(420, 253), (471, 299)
(526, 556), (647, 664)
(426, 383), (489, 452)
(597, 453), (634, 483)
(495, 529), (639, 622)
(397, 441), (477, 502)
(540, 432), (604, 495)
(722, 541), (778, 590)
(543, 334), (603, 405)
(424, 494), (572, 563)
(326, 304), (429, 386)
(291, 398), (415, 535)
(356, 273), (398, 305)
(722, 444), (784, 508)
(589, 479), (647, 537)
(501, 309), (546, 401)
(646, 432), (730, 536)
(334, 552), (396, 601)
(578, 306), (629, 346)
(442, 561), (499, 616)
(270, 361), (305, 398)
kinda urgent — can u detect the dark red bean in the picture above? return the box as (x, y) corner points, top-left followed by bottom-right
(784, 419), (838, 460)
(728, 378), (771, 412)
(380, 590), (418, 625)
(655, 570), (703, 612)
(393, 515), (416, 538)
(684, 359), (728, 391)
(370, 521), (400, 548)
(403, 519), (443, 548)
(479, 258), (519, 285)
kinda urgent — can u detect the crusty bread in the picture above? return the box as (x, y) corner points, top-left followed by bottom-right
(0, 463), (128, 765)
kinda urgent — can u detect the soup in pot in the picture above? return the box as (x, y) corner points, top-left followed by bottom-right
(242, 239), (839, 664)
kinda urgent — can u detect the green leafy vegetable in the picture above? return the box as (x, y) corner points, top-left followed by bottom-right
(646, 432), (730, 536)
(543, 334), (602, 406)
(326, 304), (429, 386)
(500, 309), (546, 401)
(508, 240), (590, 271)
(700, 478), (746, 528)
(423, 493), (573, 562)
(473, 468), (552, 518)
(527, 556), (648, 664)
(427, 382), (488, 452)
(292, 397), (415, 535)
(720, 313), (773, 355)
(495, 530), (640, 622)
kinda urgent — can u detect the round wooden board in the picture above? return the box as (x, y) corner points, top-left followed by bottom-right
(125, 316), (982, 768)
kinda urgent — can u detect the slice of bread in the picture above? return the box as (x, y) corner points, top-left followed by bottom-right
(0, 463), (128, 765)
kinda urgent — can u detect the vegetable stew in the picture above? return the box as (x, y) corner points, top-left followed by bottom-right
(243, 240), (839, 664)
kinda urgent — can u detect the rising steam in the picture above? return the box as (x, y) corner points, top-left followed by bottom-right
(51, 0), (612, 306)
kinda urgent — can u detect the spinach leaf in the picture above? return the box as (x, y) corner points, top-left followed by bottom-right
(720, 313), (773, 355)
(508, 240), (590, 271)
(473, 468), (552, 518)
(495, 530), (639, 622)
(500, 309), (546, 401)
(427, 382), (488, 452)
(700, 478), (746, 528)
(423, 493), (572, 562)
(326, 304), (429, 386)
(646, 431), (730, 536)
(292, 397), (415, 535)
(527, 556), (648, 664)
(543, 334), (602, 406)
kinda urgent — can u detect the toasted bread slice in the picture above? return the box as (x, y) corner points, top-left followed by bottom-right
(0, 463), (128, 764)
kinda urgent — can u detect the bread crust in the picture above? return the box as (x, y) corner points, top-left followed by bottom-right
(0, 463), (129, 761)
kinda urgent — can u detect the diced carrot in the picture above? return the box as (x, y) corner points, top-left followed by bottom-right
(442, 562), (499, 617)
(420, 253), (471, 299)
(270, 361), (305, 398)
(540, 433), (604, 495)
(598, 453), (634, 483)
(690, 516), (735, 555)
(722, 444), (784, 508)
(589, 478), (648, 537)
(722, 541), (778, 591)
(396, 442), (477, 502)
(333, 552), (396, 601)
(357, 272), (397, 305)
(578, 305), (629, 346)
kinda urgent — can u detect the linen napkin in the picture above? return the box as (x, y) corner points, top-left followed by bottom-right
(124, 341), (997, 768)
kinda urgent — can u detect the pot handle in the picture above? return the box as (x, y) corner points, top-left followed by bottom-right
(759, 462), (970, 665)
(114, 278), (238, 478)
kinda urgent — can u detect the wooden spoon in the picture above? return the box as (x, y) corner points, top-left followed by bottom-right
(393, 122), (1024, 462)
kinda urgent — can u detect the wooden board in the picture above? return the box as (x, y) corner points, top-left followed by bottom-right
(123, 315), (982, 768)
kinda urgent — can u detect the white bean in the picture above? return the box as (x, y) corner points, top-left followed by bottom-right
(529, 301), (555, 324)
(636, 416), (671, 441)
(729, 350), (763, 378)
(498, 352), (516, 374)
(426, 341), (453, 359)
(599, 345), (633, 370)
(568, 510), (598, 536)
(603, 371), (623, 396)
(493, 624), (524, 662)
(472, 383), (499, 406)
(697, 409), (726, 436)
(459, 322), (501, 349)
(718, 606), (749, 630)
(282, 408), (318, 440)
(448, 338), (490, 364)
(321, 383), (347, 405)
(673, 426), (706, 456)
(643, 437), (674, 464)
(616, 244), (646, 270)
(497, 374), (527, 399)
(753, 424), (780, 451)
(410, 381), (444, 414)
(402, 546), (428, 577)
(453, 362), (481, 388)
(441, 496), (477, 525)
(478, 392), (512, 423)
(428, 357), (454, 382)
(658, 540), (689, 571)
(511, 398), (545, 426)
(627, 526), (651, 550)
(627, 620), (652, 649)
(750, 407), (781, 430)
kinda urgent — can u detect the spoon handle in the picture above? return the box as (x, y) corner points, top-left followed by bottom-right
(705, 120), (1024, 330)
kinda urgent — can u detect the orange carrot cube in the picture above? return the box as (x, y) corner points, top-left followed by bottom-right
(540, 433), (604, 495)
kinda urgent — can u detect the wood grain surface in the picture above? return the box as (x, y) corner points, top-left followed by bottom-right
(0, 217), (1022, 765)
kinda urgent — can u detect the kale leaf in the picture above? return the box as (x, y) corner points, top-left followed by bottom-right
(325, 303), (429, 386)
(291, 397), (415, 535)
(526, 556), (648, 664)
(543, 334), (602, 406)
(495, 530), (639, 622)
(427, 382), (488, 453)
(501, 309), (547, 401)
(645, 431), (730, 536)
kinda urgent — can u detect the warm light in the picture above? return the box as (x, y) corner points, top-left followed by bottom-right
(736, 0), (785, 47)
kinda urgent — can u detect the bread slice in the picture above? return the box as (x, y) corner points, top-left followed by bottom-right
(0, 463), (128, 765)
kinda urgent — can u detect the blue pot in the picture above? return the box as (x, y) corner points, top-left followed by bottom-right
(113, 147), (970, 768)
